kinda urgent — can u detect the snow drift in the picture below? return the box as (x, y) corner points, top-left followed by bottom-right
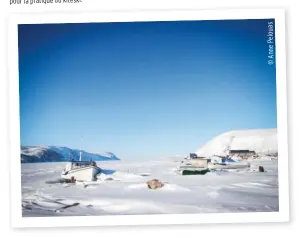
(21, 159), (279, 217)
(196, 128), (277, 157)
(21, 146), (120, 163)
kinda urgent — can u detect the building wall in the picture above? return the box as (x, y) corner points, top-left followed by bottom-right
(190, 159), (208, 168)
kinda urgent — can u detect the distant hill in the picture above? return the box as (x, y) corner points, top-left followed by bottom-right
(196, 128), (277, 157)
(21, 145), (120, 163)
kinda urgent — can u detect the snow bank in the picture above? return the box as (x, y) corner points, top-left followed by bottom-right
(196, 128), (277, 157)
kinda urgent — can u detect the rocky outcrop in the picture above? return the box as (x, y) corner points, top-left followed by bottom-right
(147, 179), (164, 189)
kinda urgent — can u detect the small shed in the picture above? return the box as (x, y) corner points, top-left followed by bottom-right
(229, 150), (256, 158)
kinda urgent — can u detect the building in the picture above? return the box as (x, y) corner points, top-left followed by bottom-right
(228, 150), (256, 159)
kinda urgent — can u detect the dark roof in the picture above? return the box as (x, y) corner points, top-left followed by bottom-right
(229, 150), (255, 153)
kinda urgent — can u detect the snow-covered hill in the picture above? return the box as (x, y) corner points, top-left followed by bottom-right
(21, 145), (120, 163)
(196, 128), (277, 157)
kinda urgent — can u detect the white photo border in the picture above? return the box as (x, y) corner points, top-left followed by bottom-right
(8, 9), (289, 228)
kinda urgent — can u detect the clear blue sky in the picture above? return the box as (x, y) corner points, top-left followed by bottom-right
(18, 19), (277, 160)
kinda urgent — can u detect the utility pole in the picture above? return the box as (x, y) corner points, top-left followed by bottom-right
(79, 136), (83, 161)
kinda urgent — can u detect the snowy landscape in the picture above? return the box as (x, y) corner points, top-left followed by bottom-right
(21, 129), (279, 217)
(18, 20), (280, 219)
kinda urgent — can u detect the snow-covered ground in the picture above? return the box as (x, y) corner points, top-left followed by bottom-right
(21, 158), (279, 217)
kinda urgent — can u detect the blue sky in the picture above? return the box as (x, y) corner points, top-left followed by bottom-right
(18, 19), (277, 160)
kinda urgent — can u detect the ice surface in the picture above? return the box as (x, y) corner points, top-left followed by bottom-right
(21, 158), (279, 217)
